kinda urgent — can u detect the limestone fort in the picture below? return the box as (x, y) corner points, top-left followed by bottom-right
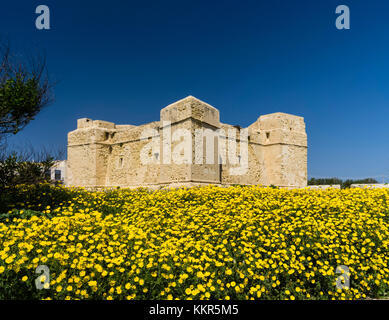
(66, 96), (307, 189)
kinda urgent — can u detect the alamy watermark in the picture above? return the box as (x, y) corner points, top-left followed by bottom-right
(34, 5), (350, 31)
(335, 265), (350, 290)
(35, 5), (50, 30)
(139, 122), (249, 175)
(35, 264), (50, 290)
(335, 5), (350, 30)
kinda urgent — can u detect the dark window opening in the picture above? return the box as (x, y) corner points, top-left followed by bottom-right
(54, 170), (61, 181)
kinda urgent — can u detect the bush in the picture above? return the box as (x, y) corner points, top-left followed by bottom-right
(308, 177), (343, 186)
(0, 183), (80, 214)
(308, 177), (379, 189)
(0, 209), (54, 225)
(0, 153), (54, 188)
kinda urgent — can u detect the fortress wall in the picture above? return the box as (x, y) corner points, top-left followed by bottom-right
(158, 118), (192, 184)
(256, 113), (307, 187)
(190, 121), (221, 184)
(160, 96), (221, 185)
(218, 123), (265, 186)
(103, 122), (161, 187)
(219, 134), (243, 185)
(247, 143), (265, 185)
(67, 144), (96, 187)
(279, 144), (308, 187)
(68, 124), (114, 187)
(218, 124), (243, 185)
(104, 142), (129, 187)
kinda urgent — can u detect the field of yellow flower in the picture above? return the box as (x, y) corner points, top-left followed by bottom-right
(0, 184), (388, 300)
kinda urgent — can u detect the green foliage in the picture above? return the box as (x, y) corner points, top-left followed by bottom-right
(308, 177), (343, 186)
(308, 177), (379, 189)
(0, 78), (41, 135)
(341, 178), (379, 189)
(0, 183), (80, 214)
(0, 209), (53, 225)
(0, 43), (53, 136)
(0, 153), (54, 189)
(0, 153), (18, 187)
(0, 268), (49, 300)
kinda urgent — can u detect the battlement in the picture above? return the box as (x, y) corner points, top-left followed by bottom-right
(67, 96), (307, 189)
(77, 118), (116, 129)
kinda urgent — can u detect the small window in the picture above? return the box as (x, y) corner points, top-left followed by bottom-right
(266, 132), (270, 139)
(104, 132), (109, 140)
(54, 170), (61, 181)
(118, 157), (123, 168)
(154, 152), (159, 160)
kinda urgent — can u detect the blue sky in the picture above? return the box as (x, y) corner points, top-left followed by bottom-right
(1, 0), (388, 180)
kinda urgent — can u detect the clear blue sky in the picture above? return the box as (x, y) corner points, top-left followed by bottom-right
(1, 0), (388, 180)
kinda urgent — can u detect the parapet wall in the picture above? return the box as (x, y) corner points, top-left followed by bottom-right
(67, 96), (308, 189)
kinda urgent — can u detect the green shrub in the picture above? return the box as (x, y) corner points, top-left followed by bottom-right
(0, 183), (80, 214)
(0, 153), (54, 188)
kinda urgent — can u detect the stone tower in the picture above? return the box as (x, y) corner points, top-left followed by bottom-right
(67, 96), (307, 189)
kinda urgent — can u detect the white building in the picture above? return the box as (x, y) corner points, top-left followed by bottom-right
(50, 160), (67, 184)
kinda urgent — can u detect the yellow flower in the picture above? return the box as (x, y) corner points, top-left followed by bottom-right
(1, 184), (388, 301)
(88, 281), (97, 287)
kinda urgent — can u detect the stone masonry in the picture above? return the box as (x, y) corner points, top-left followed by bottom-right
(67, 96), (307, 189)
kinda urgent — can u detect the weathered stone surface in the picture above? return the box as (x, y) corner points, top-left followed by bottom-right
(67, 96), (308, 189)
